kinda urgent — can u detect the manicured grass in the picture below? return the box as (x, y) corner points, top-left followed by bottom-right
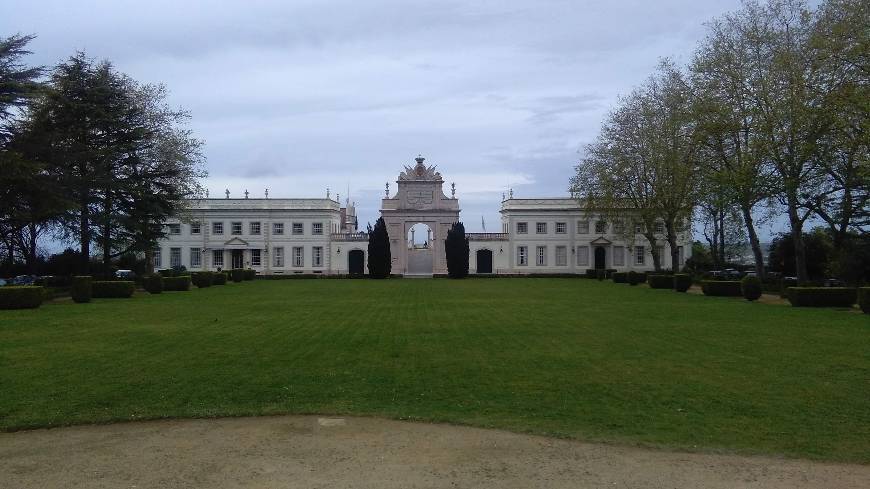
(1, 279), (868, 462)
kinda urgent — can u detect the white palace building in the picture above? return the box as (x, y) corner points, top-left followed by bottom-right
(155, 156), (691, 276)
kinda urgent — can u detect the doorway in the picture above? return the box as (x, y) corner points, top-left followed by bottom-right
(594, 246), (606, 269)
(476, 249), (493, 274)
(348, 250), (365, 275)
(232, 249), (244, 269)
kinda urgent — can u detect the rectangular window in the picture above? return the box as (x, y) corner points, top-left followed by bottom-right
(536, 222), (547, 234)
(613, 246), (624, 266)
(313, 246), (323, 267)
(273, 247), (284, 267)
(250, 222), (261, 235)
(555, 246), (567, 266)
(168, 223), (181, 235)
(231, 222), (242, 235)
(536, 246), (547, 266)
(251, 249), (261, 266)
(212, 222), (223, 235)
(190, 248), (201, 268)
(190, 222), (201, 234)
(153, 248), (161, 268)
(635, 246), (645, 265)
(555, 222), (567, 234)
(595, 221), (607, 234)
(614, 221), (625, 234)
(170, 247), (181, 268)
(213, 250), (224, 267)
(577, 220), (589, 234)
(517, 222), (528, 234)
(273, 223), (284, 235)
(293, 247), (304, 267)
(517, 246), (528, 266)
(577, 246), (589, 266)
(312, 222), (323, 235)
(655, 221), (664, 234)
(635, 222), (643, 234)
(292, 223), (304, 235)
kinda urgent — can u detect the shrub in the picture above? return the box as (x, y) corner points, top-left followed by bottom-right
(71, 276), (92, 303)
(0, 286), (44, 310)
(612, 272), (627, 283)
(585, 269), (597, 279)
(647, 274), (672, 289)
(143, 274), (163, 294)
(596, 269), (606, 281)
(163, 276), (191, 291)
(780, 277), (798, 298)
(92, 281), (135, 298)
(627, 271), (642, 286)
(231, 269), (245, 282)
(191, 272), (213, 288)
(243, 269), (256, 281)
(673, 274), (692, 292)
(787, 287), (857, 307)
(212, 272), (227, 285)
(701, 281), (743, 297)
(859, 288), (870, 314)
(741, 276), (763, 301)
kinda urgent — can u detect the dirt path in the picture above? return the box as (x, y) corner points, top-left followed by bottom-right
(1, 415), (868, 488)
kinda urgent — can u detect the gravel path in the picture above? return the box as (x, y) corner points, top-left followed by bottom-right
(1, 415), (868, 488)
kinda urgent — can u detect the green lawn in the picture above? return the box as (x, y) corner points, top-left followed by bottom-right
(1, 279), (868, 462)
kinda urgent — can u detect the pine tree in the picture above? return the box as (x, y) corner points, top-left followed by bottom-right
(367, 217), (391, 278)
(445, 221), (469, 279)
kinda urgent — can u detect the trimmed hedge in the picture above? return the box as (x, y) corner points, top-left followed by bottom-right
(191, 272), (213, 288)
(859, 288), (869, 314)
(701, 281), (743, 297)
(244, 269), (256, 281)
(780, 277), (799, 298)
(231, 269), (245, 283)
(741, 276), (763, 301)
(163, 276), (191, 291)
(612, 272), (627, 284)
(213, 272), (227, 285)
(71, 276), (92, 303)
(673, 274), (692, 292)
(596, 269), (606, 281)
(585, 269), (597, 279)
(144, 274), (163, 294)
(787, 287), (857, 308)
(647, 274), (672, 289)
(0, 286), (44, 310)
(627, 271), (644, 285)
(92, 281), (135, 298)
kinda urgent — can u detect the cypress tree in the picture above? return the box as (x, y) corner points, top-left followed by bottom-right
(367, 217), (391, 278)
(445, 221), (469, 279)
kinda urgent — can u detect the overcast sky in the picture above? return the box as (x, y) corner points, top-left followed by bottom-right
(6, 0), (783, 237)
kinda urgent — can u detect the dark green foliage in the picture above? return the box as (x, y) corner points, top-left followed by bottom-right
(627, 271), (643, 285)
(243, 269), (256, 281)
(612, 272), (627, 283)
(768, 230), (832, 281)
(143, 274), (163, 294)
(191, 272), (213, 288)
(212, 272), (227, 285)
(585, 269), (597, 278)
(445, 222), (469, 279)
(741, 276), (763, 301)
(701, 281), (743, 297)
(0, 286), (43, 309)
(859, 288), (870, 314)
(71, 276), (92, 303)
(780, 277), (799, 298)
(162, 276), (190, 291)
(673, 274), (692, 292)
(647, 275), (672, 289)
(367, 217), (391, 279)
(787, 288), (857, 307)
(596, 269), (606, 281)
(231, 269), (244, 282)
(91, 281), (135, 298)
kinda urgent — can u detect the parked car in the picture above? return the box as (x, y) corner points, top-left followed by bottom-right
(10, 275), (38, 286)
(115, 269), (136, 280)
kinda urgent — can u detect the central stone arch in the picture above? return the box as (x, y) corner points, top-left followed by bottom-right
(380, 156), (460, 276)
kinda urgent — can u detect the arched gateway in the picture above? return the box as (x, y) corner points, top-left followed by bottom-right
(380, 156), (460, 276)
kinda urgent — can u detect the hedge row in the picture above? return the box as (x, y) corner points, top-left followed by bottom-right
(0, 286), (44, 309)
(647, 274), (673, 289)
(701, 281), (743, 297)
(163, 276), (191, 291)
(92, 281), (135, 298)
(787, 287), (857, 307)
(860, 288), (870, 314)
(71, 276), (92, 303)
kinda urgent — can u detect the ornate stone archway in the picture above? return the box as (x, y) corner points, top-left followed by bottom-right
(380, 156), (460, 275)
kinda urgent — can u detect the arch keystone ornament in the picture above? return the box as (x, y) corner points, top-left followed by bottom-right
(381, 155), (460, 275)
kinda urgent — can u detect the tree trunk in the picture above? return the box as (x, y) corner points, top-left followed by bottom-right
(740, 204), (765, 279)
(786, 196), (808, 282)
(79, 193), (90, 275)
(27, 221), (38, 275)
(665, 221), (680, 272)
(644, 232), (661, 271)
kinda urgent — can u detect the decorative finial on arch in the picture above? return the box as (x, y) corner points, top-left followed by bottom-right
(509, 188), (514, 199)
(225, 189), (230, 199)
(327, 187), (330, 199)
(244, 189), (249, 199)
(451, 182), (456, 198)
(265, 188), (269, 199)
(385, 182), (390, 198)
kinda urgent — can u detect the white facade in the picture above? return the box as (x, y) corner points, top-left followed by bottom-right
(156, 158), (691, 275)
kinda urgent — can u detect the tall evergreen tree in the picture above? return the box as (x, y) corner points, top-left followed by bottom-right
(445, 221), (469, 278)
(367, 217), (391, 278)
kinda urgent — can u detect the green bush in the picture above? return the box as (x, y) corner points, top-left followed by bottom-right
(787, 287), (857, 307)
(673, 274), (692, 292)
(780, 277), (798, 298)
(231, 269), (245, 282)
(627, 271), (642, 286)
(71, 276), (92, 303)
(191, 272), (213, 288)
(0, 286), (44, 310)
(143, 274), (163, 294)
(741, 276), (763, 301)
(163, 276), (191, 291)
(701, 281), (744, 297)
(859, 288), (870, 314)
(647, 274), (672, 289)
(92, 281), (135, 298)
(213, 272), (227, 285)
(243, 269), (256, 281)
(585, 269), (597, 279)
(612, 272), (627, 283)
(596, 269), (606, 281)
